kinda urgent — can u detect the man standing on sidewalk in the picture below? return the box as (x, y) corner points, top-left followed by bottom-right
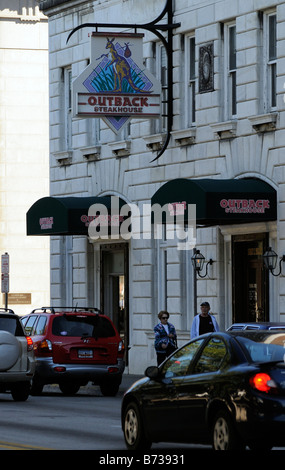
(190, 301), (220, 339)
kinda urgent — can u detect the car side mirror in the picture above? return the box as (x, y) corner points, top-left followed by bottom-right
(145, 365), (159, 379)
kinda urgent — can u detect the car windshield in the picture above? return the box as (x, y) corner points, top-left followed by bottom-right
(52, 315), (116, 338)
(235, 332), (285, 363)
(0, 316), (24, 336)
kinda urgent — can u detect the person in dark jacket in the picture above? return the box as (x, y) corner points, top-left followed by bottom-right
(154, 311), (177, 366)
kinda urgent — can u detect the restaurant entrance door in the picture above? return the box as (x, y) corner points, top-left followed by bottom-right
(232, 233), (269, 323)
(100, 243), (129, 364)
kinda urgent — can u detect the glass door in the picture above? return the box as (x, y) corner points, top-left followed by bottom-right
(232, 233), (269, 323)
(100, 244), (129, 364)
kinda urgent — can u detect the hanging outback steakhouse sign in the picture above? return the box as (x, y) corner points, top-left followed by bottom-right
(73, 32), (161, 134)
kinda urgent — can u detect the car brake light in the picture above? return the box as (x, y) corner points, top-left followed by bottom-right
(249, 373), (277, 393)
(26, 336), (33, 352)
(54, 366), (66, 372)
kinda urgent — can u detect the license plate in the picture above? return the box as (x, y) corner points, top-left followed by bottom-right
(78, 349), (93, 358)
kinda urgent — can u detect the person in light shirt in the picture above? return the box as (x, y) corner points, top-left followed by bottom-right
(190, 301), (220, 339)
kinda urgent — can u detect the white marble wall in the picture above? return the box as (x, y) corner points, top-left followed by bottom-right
(0, 1), (50, 314)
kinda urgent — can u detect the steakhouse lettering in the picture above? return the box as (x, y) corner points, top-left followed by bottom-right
(220, 199), (270, 213)
(87, 96), (149, 107)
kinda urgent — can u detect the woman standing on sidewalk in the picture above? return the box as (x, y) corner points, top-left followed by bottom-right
(154, 311), (177, 366)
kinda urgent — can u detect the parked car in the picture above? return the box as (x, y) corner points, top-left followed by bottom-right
(21, 307), (125, 396)
(121, 330), (285, 450)
(0, 308), (35, 401)
(227, 322), (285, 331)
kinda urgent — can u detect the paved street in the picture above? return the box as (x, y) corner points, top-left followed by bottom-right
(0, 375), (283, 452)
(0, 375), (196, 451)
(0, 375), (142, 450)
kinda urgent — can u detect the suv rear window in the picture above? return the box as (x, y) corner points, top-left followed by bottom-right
(0, 316), (25, 336)
(52, 315), (116, 338)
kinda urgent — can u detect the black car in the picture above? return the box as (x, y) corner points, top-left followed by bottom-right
(227, 322), (285, 331)
(121, 331), (285, 450)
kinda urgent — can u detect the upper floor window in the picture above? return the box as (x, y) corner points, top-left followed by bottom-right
(152, 43), (167, 134)
(61, 66), (72, 150)
(87, 117), (101, 146)
(185, 35), (196, 127)
(265, 12), (277, 110)
(223, 23), (236, 119)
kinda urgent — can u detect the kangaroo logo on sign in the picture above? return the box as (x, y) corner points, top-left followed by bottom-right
(73, 32), (161, 134)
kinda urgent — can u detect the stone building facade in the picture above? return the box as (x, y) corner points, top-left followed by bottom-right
(35, 0), (285, 373)
(0, 1), (50, 314)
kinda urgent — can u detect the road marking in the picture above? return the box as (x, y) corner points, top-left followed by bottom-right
(0, 440), (52, 450)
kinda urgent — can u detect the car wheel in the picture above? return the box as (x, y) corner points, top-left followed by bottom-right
(123, 402), (151, 451)
(212, 410), (245, 450)
(59, 382), (81, 395)
(11, 382), (30, 401)
(100, 382), (120, 397)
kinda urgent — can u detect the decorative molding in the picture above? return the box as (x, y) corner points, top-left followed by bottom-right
(81, 145), (101, 162)
(53, 150), (73, 165)
(199, 42), (214, 93)
(1, 4), (47, 21)
(172, 128), (196, 146)
(143, 134), (164, 151)
(109, 140), (131, 157)
(211, 120), (237, 139)
(249, 113), (278, 133)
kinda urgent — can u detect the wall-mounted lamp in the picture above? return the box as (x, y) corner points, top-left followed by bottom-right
(263, 247), (285, 276)
(191, 249), (214, 278)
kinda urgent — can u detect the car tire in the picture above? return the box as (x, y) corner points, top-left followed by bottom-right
(100, 382), (120, 397)
(212, 410), (245, 450)
(59, 382), (81, 395)
(11, 382), (30, 401)
(123, 402), (151, 451)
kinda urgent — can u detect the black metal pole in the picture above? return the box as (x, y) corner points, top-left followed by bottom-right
(66, 0), (180, 162)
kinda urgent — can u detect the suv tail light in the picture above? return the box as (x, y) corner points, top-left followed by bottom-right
(38, 339), (53, 354)
(26, 336), (33, 352)
(249, 373), (278, 393)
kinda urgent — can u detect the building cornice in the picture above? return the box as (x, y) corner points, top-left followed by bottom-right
(38, 0), (90, 14)
(1, 3), (47, 21)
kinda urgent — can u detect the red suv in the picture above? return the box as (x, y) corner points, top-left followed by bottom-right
(21, 307), (125, 396)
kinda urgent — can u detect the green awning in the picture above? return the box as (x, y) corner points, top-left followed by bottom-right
(27, 196), (126, 236)
(151, 178), (277, 226)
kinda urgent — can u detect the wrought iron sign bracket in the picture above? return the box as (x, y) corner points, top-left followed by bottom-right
(67, 0), (180, 162)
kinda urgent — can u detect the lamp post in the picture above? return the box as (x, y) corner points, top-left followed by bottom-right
(191, 249), (214, 317)
(263, 247), (285, 277)
(191, 250), (213, 278)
